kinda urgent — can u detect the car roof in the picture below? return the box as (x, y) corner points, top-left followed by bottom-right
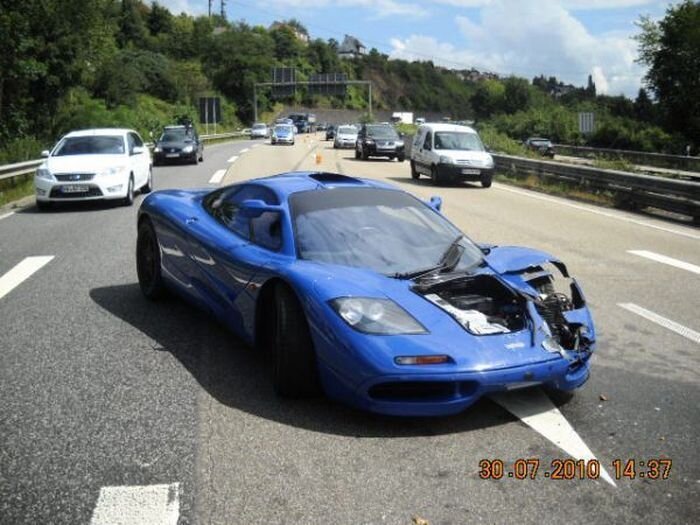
(251, 171), (397, 198)
(418, 123), (478, 134)
(63, 128), (134, 138)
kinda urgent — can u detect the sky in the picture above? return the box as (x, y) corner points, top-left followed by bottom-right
(160, 0), (679, 97)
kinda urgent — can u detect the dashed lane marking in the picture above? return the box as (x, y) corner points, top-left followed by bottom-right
(491, 388), (616, 487)
(0, 211), (15, 221)
(628, 250), (700, 275)
(226, 155), (239, 163)
(493, 183), (700, 241)
(239, 148), (250, 154)
(89, 483), (180, 525)
(0, 256), (54, 300)
(208, 169), (227, 184)
(618, 303), (700, 344)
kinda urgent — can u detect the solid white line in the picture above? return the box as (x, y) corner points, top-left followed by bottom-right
(208, 169), (226, 184)
(618, 303), (700, 344)
(90, 483), (180, 525)
(627, 250), (700, 275)
(251, 144), (261, 148)
(493, 183), (700, 241)
(0, 256), (54, 300)
(491, 388), (616, 487)
(226, 155), (239, 163)
(0, 211), (15, 221)
(239, 148), (249, 154)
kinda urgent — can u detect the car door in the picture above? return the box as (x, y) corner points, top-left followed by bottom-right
(417, 131), (433, 174)
(128, 132), (148, 186)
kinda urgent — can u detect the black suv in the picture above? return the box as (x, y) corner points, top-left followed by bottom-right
(524, 137), (555, 158)
(355, 124), (405, 161)
(153, 125), (204, 165)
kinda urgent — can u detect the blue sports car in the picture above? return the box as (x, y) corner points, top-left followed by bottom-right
(136, 172), (595, 416)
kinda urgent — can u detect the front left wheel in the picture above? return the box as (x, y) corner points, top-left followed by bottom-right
(122, 176), (134, 206)
(136, 218), (166, 300)
(141, 168), (153, 194)
(270, 283), (320, 397)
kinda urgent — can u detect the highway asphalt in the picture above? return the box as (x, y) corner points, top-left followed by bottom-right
(0, 135), (698, 524)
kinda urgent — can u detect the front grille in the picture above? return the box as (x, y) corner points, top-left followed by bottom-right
(50, 185), (103, 198)
(54, 173), (94, 181)
(166, 147), (181, 153)
(368, 380), (478, 401)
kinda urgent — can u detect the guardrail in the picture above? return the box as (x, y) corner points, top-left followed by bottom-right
(553, 144), (700, 173)
(0, 132), (247, 184)
(493, 153), (700, 221)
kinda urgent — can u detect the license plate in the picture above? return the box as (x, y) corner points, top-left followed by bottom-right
(61, 185), (89, 193)
(166, 153), (179, 158)
(462, 168), (481, 175)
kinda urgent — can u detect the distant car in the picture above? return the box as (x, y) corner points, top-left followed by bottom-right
(35, 128), (152, 209)
(410, 123), (494, 187)
(153, 125), (203, 165)
(276, 118), (294, 126)
(325, 125), (336, 141)
(415, 117), (426, 125)
(250, 123), (269, 139)
(525, 137), (555, 158)
(355, 124), (406, 162)
(136, 172), (596, 416)
(334, 125), (358, 149)
(317, 122), (328, 131)
(288, 113), (310, 134)
(271, 124), (295, 145)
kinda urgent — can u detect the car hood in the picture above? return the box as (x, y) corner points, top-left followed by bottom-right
(44, 155), (129, 174)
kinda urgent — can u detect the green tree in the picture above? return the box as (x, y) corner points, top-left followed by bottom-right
(633, 88), (654, 122)
(503, 77), (532, 114)
(148, 2), (173, 36)
(118, 0), (149, 48)
(635, 0), (700, 146)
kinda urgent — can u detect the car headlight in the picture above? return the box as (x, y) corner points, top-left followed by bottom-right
(182, 145), (194, 153)
(153, 146), (162, 153)
(439, 156), (454, 165)
(36, 168), (53, 180)
(364, 139), (375, 144)
(330, 297), (427, 335)
(100, 166), (128, 176)
(395, 140), (404, 147)
(483, 156), (494, 169)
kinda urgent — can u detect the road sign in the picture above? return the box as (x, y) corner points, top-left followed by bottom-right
(271, 68), (296, 98)
(199, 97), (222, 124)
(309, 73), (347, 96)
(579, 112), (595, 134)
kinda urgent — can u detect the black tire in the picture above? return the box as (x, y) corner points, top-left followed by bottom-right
(355, 148), (360, 159)
(122, 176), (135, 206)
(199, 149), (204, 162)
(141, 168), (153, 194)
(36, 200), (51, 211)
(410, 161), (419, 179)
(191, 154), (198, 165)
(270, 282), (320, 397)
(481, 174), (493, 188)
(430, 165), (440, 186)
(398, 154), (405, 162)
(361, 147), (368, 161)
(136, 218), (166, 300)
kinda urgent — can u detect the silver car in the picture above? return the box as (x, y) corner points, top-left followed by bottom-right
(333, 125), (358, 149)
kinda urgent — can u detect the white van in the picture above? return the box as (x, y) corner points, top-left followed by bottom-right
(410, 123), (494, 187)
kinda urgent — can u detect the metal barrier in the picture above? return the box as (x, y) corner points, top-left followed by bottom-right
(493, 153), (700, 221)
(553, 144), (700, 173)
(0, 132), (247, 184)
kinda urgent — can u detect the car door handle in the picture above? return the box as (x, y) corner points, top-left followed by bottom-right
(185, 217), (198, 225)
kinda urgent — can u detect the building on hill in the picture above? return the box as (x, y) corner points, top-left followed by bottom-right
(455, 68), (500, 82)
(269, 21), (310, 43)
(338, 34), (367, 59)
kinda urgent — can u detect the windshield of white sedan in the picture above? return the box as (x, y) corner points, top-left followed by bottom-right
(54, 136), (125, 156)
(275, 125), (293, 134)
(434, 132), (484, 151)
(291, 188), (483, 275)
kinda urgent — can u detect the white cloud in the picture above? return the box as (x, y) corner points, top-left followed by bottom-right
(157, 0), (207, 15)
(390, 0), (646, 96)
(433, 0), (656, 9)
(262, 0), (428, 18)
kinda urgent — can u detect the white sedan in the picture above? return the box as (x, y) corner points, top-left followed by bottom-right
(35, 128), (152, 210)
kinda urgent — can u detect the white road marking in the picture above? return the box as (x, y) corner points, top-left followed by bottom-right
(208, 169), (227, 184)
(0, 211), (15, 221)
(627, 250), (700, 275)
(239, 148), (249, 154)
(226, 155), (239, 163)
(493, 183), (700, 241)
(0, 256), (54, 300)
(491, 388), (616, 487)
(251, 144), (261, 148)
(618, 303), (700, 344)
(90, 483), (180, 525)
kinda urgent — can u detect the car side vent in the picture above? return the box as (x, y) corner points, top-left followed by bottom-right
(309, 172), (364, 185)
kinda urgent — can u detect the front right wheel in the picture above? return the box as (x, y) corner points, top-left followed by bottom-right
(270, 282), (320, 397)
(410, 161), (419, 179)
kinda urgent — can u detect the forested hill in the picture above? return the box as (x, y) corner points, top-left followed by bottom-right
(1, 0), (697, 162)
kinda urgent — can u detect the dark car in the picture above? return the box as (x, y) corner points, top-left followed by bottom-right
(355, 124), (406, 161)
(288, 113), (310, 134)
(524, 137), (555, 158)
(325, 125), (336, 141)
(153, 125), (204, 165)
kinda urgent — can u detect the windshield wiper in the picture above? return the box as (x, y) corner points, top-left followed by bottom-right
(392, 235), (465, 280)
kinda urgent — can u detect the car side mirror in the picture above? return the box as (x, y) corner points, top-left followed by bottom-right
(132, 146), (146, 155)
(428, 196), (442, 211)
(40, 150), (50, 158)
(239, 199), (283, 218)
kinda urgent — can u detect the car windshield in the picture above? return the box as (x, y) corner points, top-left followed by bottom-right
(253, 124), (266, 130)
(53, 136), (125, 156)
(291, 188), (484, 275)
(275, 125), (292, 133)
(160, 130), (187, 142)
(434, 132), (484, 151)
(338, 126), (357, 135)
(530, 139), (551, 146)
(366, 126), (399, 139)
